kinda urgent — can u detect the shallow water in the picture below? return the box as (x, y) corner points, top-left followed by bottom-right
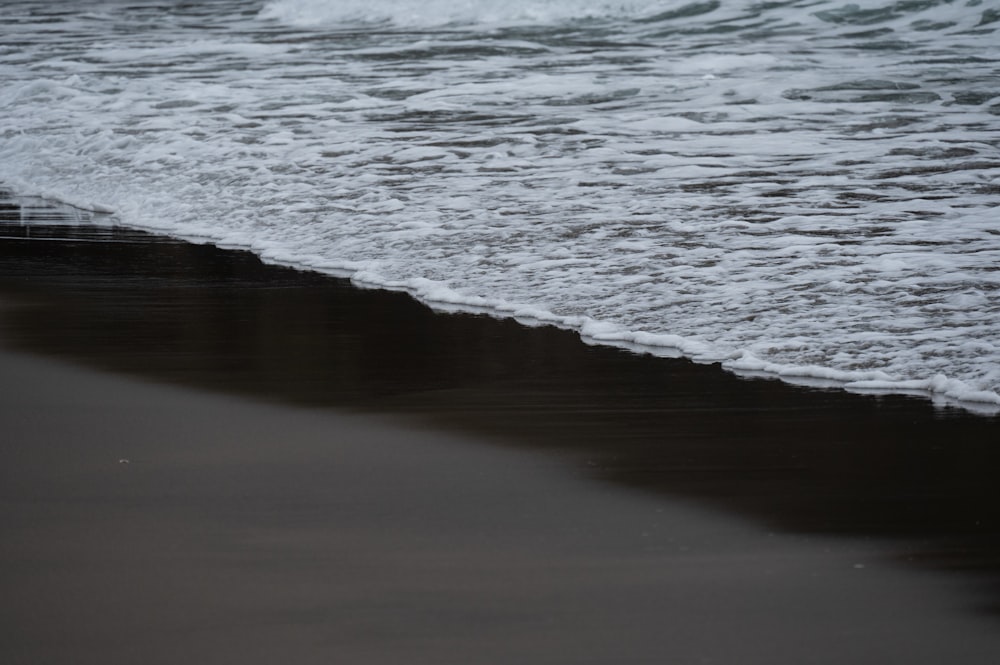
(1, 0), (998, 410)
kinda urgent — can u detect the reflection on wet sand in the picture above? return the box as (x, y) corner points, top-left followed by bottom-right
(2, 194), (999, 608)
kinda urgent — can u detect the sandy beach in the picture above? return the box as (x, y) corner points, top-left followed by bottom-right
(3, 209), (1000, 663)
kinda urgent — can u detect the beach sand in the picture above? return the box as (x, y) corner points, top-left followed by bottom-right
(2, 206), (1000, 663)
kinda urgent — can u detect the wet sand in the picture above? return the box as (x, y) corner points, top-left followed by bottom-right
(2, 198), (1000, 663)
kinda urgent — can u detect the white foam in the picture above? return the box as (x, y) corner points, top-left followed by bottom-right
(258, 0), (665, 28)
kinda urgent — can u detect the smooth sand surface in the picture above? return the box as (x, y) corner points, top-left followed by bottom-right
(4, 337), (1000, 665)
(3, 200), (1000, 663)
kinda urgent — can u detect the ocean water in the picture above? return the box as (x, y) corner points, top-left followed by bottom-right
(1, 0), (998, 413)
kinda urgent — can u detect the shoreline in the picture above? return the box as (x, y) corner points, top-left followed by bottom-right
(3, 206), (1000, 662)
(6, 186), (997, 416)
(2, 217), (998, 539)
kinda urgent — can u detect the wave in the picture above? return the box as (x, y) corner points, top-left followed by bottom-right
(257, 0), (1000, 33)
(256, 0), (664, 28)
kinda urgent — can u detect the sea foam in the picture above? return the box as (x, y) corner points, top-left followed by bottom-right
(258, 0), (665, 28)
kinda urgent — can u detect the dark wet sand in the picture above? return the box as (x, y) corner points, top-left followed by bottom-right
(2, 198), (1000, 663)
